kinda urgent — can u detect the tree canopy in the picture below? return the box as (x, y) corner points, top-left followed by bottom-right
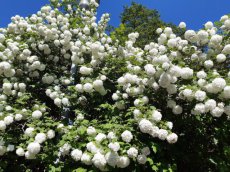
(111, 2), (183, 48)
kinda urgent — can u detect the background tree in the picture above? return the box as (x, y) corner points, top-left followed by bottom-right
(110, 2), (183, 47)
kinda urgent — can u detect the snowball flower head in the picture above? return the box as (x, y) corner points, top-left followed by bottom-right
(158, 129), (168, 140)
(137, 154), (147, 164)
(71, 149), (82, 161)
(139, 119), (153, 134)
(117, 156), (130, 168)
(212, 78), (226, 91)
(204, 60), (214, 69)
(112, 93), (119, 101)
(216, 54), (226, 63)
(197, 71), (207, 79)
(121, 130), (133, 143)
(16, 148), (25, 156)
(75, 84), (83, 92)
(166, 133), (178, 144)
(105, 151), (119, 167)
(47, 130), (55, 139)
(92, 152), (107, 170)
(179, 22), (186, 29)
(15, 114), (23, 121)
(7, 144), (15, 152)
(0, 121), (6, 131)
(183, 89), (193, 99)
(107, 132), (117, 140)
(60, 143), (71, 156)
(211, 107), (224, 117)
(222, 44), (230, 54)
(83, 83), (93, 93)
(205, 99), (216, 111)
(141, 147), (151, 156)
(156, 28), (163, 34)
(144, 64), (156, 76)
(4, 116), (14, 125)
(194, 90), (206, 101)
(86, 142), (99, 154)
(81, 153), (92, 165)
(25, 127), (34, 137)
(79, 66), (93, 75)
(27, 142), (41, 155)
(205, 21), (213, 29)
(35, 133), (47, 143)
(194, 103), (206, 114)
(32, 110), (42, 119)
(152, 110), (162, 122)
(223, 86), (230, 99)
(172, 105), (183, 114)
(181, 67), (193, 79)
(93, 80), (103, 89)
(166, 122), (173, 130)
(108, 142), (120, 152)
(95, 133), (106, 143)
(127, 147), (138, 158)
(87, 126), (96, 135)
(184, 30), (197, 43)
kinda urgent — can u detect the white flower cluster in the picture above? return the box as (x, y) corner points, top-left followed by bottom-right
(0, 1), (230, 171)
(56, 127), (149, 170)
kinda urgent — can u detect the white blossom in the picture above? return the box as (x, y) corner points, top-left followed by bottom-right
(121, 130), (133, 143)
(137, 154), (147, 164)
(108, 142), (120, 152)
(92, 152), (107, 170)
(0, 121), (6, 131)
(32, 110), (42, 119)
(27, 142), (41, 155)
(127, 147), (138, 158)
(166, 133), (178, 144)
(71, 149), (82, 161)
(16, 148), (25, 156)
(117, 156), (130, 168)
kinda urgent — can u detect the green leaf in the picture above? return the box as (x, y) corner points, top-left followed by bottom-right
(152, 145), (157, 154)
(76, 167), (87, 172)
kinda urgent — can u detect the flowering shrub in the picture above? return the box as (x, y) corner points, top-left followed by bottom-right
(0, 0), (230, 171)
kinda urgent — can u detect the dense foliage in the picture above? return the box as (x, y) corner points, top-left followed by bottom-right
(0, 0), (230, 171)
(110, 2), (183, 48)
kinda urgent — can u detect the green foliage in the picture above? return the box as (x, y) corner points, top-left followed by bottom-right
(110, 2), (183, 48)
(110, 24), (128, 46)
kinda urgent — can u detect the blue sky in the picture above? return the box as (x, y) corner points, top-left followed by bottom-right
(0, 0), (230, 30)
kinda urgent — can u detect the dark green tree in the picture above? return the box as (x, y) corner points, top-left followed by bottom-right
(111, 2), (182, 47)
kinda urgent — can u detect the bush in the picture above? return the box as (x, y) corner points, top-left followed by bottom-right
(0, 0), (229, 171)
